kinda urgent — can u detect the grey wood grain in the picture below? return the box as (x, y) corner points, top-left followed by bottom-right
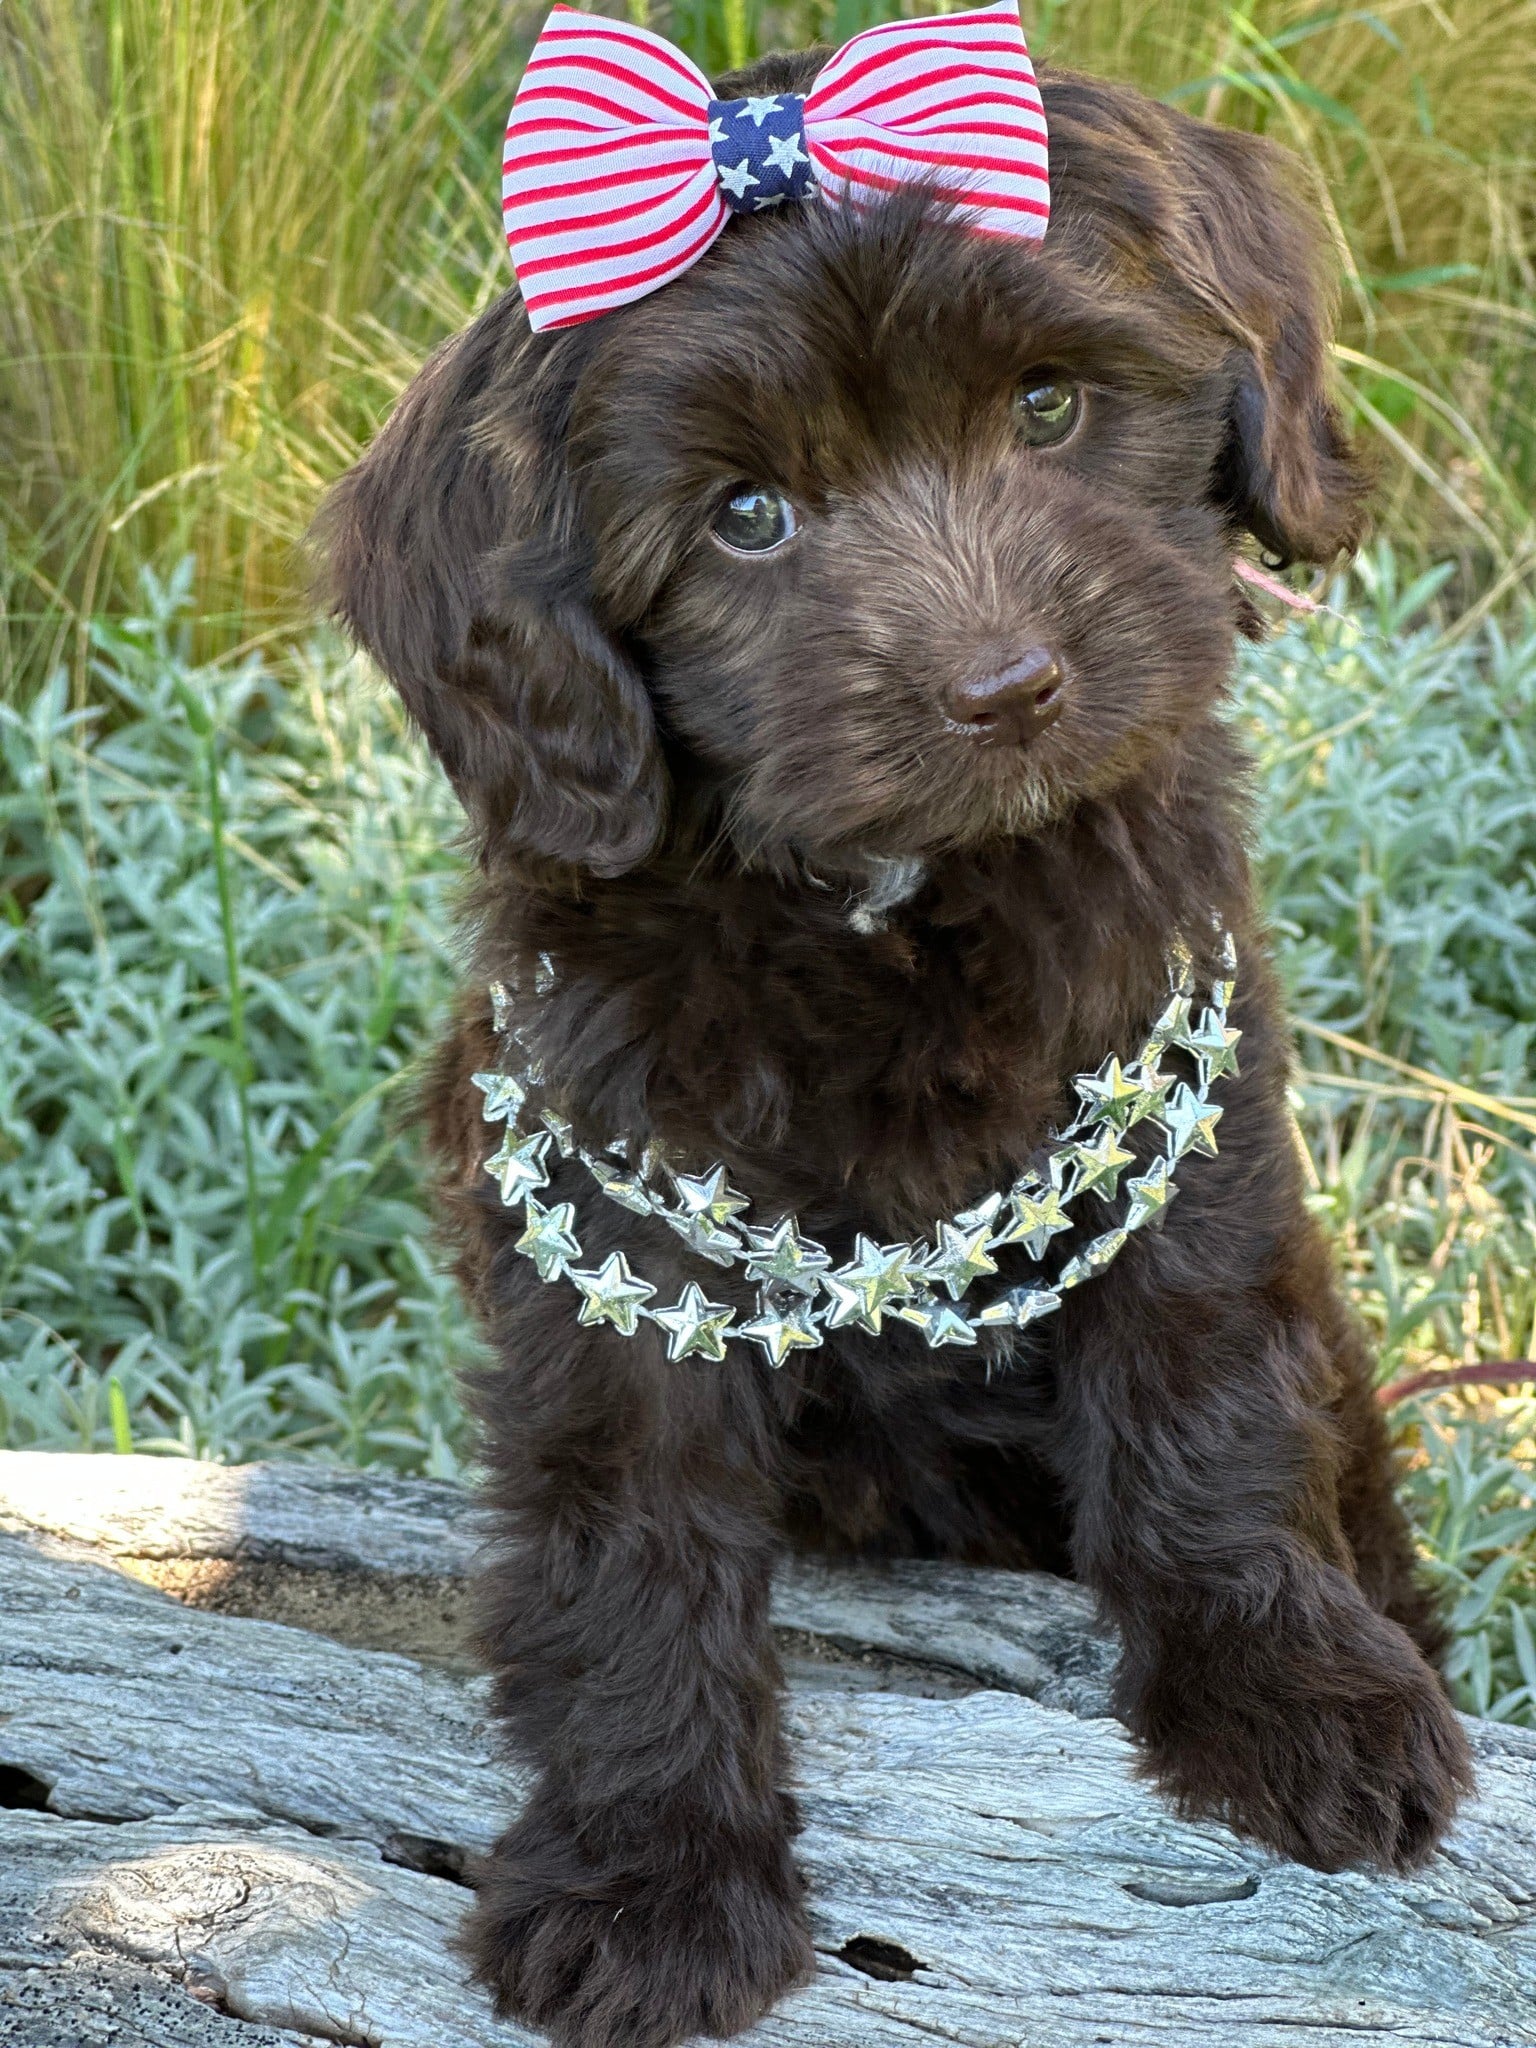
(2, 1456), (1533, 2048)
(0, 1450), (1116, 1706)
(0, 1534), (506, 1866)
(0, 1805), (524, 2048)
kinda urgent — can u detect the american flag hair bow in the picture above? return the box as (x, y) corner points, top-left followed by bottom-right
(503, 1), (1049, 332)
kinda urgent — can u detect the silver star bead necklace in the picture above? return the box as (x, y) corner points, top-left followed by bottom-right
(471, 933), (1239, 1367)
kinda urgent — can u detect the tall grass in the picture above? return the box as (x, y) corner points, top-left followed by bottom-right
(2, 1), (1533, 702)
(0, 0), (514, 695)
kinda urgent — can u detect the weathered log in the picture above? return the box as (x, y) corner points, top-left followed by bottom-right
(0, 1450), (1116, 1709)
(2, 1452), (1534, 2048)
(0, 1453), (481, 1664)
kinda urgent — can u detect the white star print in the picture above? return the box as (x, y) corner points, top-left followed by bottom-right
(764, 130), (808, 177)
(707, 116), (726, 147)
(715, 156), (760, 199)
(740, 95), (781, 126)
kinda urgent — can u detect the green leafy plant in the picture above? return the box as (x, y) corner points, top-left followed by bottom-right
(1242, 545), (1536, 1723)
(0, 563), (468, 1470)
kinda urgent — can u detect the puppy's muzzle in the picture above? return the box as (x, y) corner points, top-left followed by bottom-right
(944, 645), (1065, 746)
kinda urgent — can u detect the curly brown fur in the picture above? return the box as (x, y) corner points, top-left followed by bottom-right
(316, 50), (1467, 2048)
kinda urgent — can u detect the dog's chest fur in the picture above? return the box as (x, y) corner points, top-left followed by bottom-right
(450, 723), (1252, 1243)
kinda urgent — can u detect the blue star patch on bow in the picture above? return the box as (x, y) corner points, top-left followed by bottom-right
(707, 93), (815, 215)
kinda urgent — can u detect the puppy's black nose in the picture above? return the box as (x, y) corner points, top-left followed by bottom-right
(945, 647), (1065, 745)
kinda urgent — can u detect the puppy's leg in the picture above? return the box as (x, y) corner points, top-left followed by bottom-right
(462, 1315), (812, 2048)
(1055, 1232), (1471, 1874)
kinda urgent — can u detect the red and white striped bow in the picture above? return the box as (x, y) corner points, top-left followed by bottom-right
(503, 1), (1049, 332)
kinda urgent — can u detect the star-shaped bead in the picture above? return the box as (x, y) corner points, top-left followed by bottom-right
(819, 1274), (872, 1333)
(716, 156), (760, 200)
(1185, 1008), (1242, 1085)
(489, 981), (513, 1033)
(570, 1251), (655, 1335)
(1126, 1057), (1171, 1123)
(891, 1296), (979, 1348)
(584, 1153), (657, 1216)
(533, 952), (557, 994)
(765, 130), (808, 176)
(514, 1194), (581, 1280)
(740, 94), (782, 125)
(1123, 1156), (1179, 1232)
(1058, 1229), (1128, 1291)
(640, 1140), (672, 1182)
(738, 1294), (822, 1366)
(669, 1165), (750, 1229)
(1073, 1054), (1155, 1132)
(484, 1128), (551, 1206)
(976, 1284), (1062, 1330)
(820, 1237), (919, 1334)
(1166, 936), (1196, 995)
(1144, 993), (1197, 1058)
(1161, 1083), (1223, 1160)
(743, 1216), (831, 1296)
(540, 1106), (576, 1156)
(652, 1282), (736, 1362)
(659, 1207), (740, 1268)
(1064, 1125), (1136, 1203)
(954, 1191), (1005, 1233)
(661, 1165), (748, 1265)
(471, 1070), (527, 1124)
(922, 1219), (998, 1301)
(992, 1183), (1074, 1260)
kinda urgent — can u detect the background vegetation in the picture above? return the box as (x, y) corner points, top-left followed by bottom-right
(1, 2), (1532, 1724)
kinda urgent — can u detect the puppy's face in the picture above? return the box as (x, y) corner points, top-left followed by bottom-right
(321, 65), (1368, 877)
(572, 200), (1240, 859)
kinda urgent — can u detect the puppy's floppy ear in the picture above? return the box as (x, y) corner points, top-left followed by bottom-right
(314, 299), (666, 876)
(1163, 118), (1372, 567)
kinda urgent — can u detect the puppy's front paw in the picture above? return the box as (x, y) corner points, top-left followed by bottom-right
(463, 1820), (814, 2048)
(1132, 1601), (1473, 1873)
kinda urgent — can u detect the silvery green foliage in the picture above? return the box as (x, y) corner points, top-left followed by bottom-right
(1403, 1411), (1536, 1727)
(1243, 544), (1536, 1102)
(0, 564), (467, 1470)
(1238, 545), (1536, 1729)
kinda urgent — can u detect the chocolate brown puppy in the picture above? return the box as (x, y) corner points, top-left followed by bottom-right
(318, 48), (1472, 2048)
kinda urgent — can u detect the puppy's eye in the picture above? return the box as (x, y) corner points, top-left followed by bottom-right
(1013, 380), (1082, 447)
(710, 486), (799, 557)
